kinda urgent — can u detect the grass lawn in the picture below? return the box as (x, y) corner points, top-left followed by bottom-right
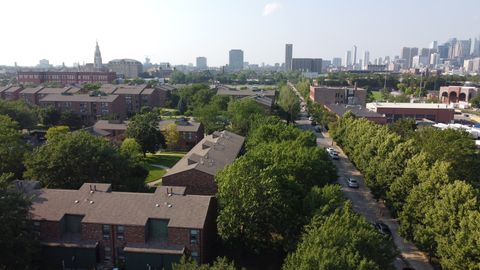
(371, 91), (383, 101)
(143, 151), (186, 183)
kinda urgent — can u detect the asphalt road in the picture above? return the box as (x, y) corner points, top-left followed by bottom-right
(290, 82), (433, 270)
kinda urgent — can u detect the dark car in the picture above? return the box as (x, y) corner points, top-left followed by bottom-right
(374, 222), (392, 237)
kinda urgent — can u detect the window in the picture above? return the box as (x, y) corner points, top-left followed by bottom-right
(104, 247), (112, 262)
(103, 225), (110, 240)
(116, 225), (124, 240)
(190, 229), (199, 244)
(191, 251), (199, 262)
(117, 247), (125, 261)
(33, 221), (41, 236)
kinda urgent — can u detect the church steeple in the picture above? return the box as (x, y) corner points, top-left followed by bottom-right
(94, 41), (103, 70)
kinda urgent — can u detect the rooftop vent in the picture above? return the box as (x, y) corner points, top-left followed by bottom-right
(155, 203), (160, 207)
(74, 200), (79, 204)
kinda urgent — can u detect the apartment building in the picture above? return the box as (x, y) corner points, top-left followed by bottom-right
(310, 85), (367, 106)
(366, 102), (454, 123)
(39, 94), (126, 123)
(162, 130), (245, 195)
(27, 183), (216, 270)
(16, 71), (116, 85)
(215, 85), (276, 110)
(19, 86), (45, 105)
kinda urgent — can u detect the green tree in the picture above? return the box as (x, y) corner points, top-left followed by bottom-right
(470, 95), (480, 108)
(24, 131), (129, 189)
(163, 123), (180, 147)
(0, 174), (39, 269)
(0, 115), (27, 178)
(38, 106), (61, 126)
(125, 112), (166, 156)
(59, 110), (82, 129)
(387, 118), (416, 139)
(170, 71), (186, 84)
(120, 138), (143, 163)
(283, 203), (397, 270)
(303, 184), (345, 218)
(0, 99), (37, 129)
(173, 256), (236, 270)
(82, 83), (101, 91)
(227, 99), (264, 135)
(45, 125), (69, 141)
(278, 85), (300, 123)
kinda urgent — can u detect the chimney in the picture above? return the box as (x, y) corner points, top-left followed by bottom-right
(89, 185), (92, 191)
(94, 185), (97, 191)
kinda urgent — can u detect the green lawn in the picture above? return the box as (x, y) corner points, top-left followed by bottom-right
(371, 91), (383, 101)
(143, 151), (186, 183)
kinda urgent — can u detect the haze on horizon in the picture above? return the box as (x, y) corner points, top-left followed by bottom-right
(1, 0), (479, 67)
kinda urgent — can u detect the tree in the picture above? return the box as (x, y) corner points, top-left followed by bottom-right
(38, 106), (61, 126)
(303, 184), (345, 218)
(125, 112), (166, 156)
(470, 95), (480, 108)
(170, 71), (187, 84)
(24, 131), (129, 189)
(278, 85), (300, 123)
(0, 115), (27, 178)
(163, 123), (180, 147)
(227, 99), (264, 135)
(0, 100), (37, 129)
(59, 110), (82, 129)
(387, 118), (416, 139)
(0, 174), (39, 269)
(82, 83), (101, 91)
(45, 125), (69, 141)
(120, 138), (143, 163)
(173, 256), (236, 270)
(283, 203), (397, 270)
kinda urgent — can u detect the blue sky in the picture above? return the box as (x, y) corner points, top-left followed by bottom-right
(1, 0), (479, 67)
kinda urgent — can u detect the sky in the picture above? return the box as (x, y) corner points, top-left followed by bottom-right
(1, 0), (480, 67)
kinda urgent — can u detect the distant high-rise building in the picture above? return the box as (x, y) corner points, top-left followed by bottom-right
(94, 41), (103, 70)
(430, 53), (440, 67)
(37, 59), (51, 69)
(437, 44), (449, 59)
(345, 50), (352, 67)
(401, 47), (418, 68)
(353, 45), (358, 65)
(332, 57), (342, 68)
(378, 57), (383, 65)
(196, 57), (207, 70)
(363, 51), (370, 69)
(291, 58), (322, 73)
(472, 36), (480, 57)
(229, 49), (244, 71)
(285, 44), (293, 71)
(420, 48), (430, 57)
(430, 41), (438, 50)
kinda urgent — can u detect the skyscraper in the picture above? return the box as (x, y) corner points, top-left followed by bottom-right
(472, 36), (480, 57)
(285, 44), (293, 71)
(353, 45), (358, 66)
(196, 57), (207, 70)
(229, 49), (244, 71)
(401, 47), (418, 68)
(94, 41), (102, 70)
(345, 50), (352, 67)
(429, 41), (438, 50)
(363, 51), (370, 69)
(332, 57), (342, 68)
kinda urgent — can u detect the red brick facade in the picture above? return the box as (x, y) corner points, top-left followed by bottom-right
(162, 170), (217, 196)
(17, 71), (116, 85)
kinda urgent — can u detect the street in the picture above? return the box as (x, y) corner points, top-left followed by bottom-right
(289, 82), (433, 270)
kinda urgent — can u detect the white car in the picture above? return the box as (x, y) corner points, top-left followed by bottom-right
(346, 177), (359, 188)
(308, 116), (313, 121)
(326, 147), (336, 154)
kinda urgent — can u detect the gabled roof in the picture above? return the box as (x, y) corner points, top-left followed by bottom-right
(38, 87), (72, 94)
(163, 130), (244, 177)
(216, 85), (276, 98)
(30, 183), (212, 228)
(5, 86), (23, 93)
(20, 86), (45, 94)
(39, 94), (119, 102)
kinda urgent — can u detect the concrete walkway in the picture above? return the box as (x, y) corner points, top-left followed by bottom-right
(146, 164), (170, 187)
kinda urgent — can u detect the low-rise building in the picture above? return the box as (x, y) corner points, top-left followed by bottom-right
(439, 85), (478, 104)
(310, 85), (367, 106)
(108, 59), (143, 78)
(27, 182), (216, 270)
(39, 94), (126, 124)
(215, 85), (276, 110)
(366, 102), (454, 123)
(324, 104), (387, 124)
(17, 71), (116, 85)
(19, 86), (45, 105)
(162, 131), (244, 195)
(1, 86), (23, 101)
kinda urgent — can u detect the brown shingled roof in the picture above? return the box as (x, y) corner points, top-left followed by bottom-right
(163, 130), (244, 177)
(39, 94), (119, 102)
(30, 184), (212, 229)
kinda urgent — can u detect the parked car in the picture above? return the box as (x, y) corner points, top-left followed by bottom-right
(346, 177), (359, 188)
(328, 151), (339, 160)
(374, 222), (392, 237)
(308, 116), (313, 121)
(314, 126), (321, 133)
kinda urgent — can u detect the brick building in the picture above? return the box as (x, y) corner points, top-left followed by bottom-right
(215, 85), (276, 110)
(27, 183), (216, 270)
(17, 71), (116, 85)
(366, 102), (454, 123)
(310, 85), (367, 106)
(162, 130), (245, 195)
(99, 84), (169, 113)
(19, 86), (45, 105)
(439, 85), (478, 104)
(39, 94), (126, 124)
(0, 85), (23, 101)
(90, 118), (204, 150)
(324, 104), (387, 124)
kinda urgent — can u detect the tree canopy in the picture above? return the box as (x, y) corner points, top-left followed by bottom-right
(125, 112), (166, 156)
(0, 115), (27, 178)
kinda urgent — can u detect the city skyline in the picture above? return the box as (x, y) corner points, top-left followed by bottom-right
(1, 0), (480, 67)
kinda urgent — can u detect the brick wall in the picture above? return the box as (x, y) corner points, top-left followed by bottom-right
(40, 220), (62, 241)
(162, 170), (217, 196)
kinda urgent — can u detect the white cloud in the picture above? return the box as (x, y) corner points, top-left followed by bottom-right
(263, 2), (281, 16)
